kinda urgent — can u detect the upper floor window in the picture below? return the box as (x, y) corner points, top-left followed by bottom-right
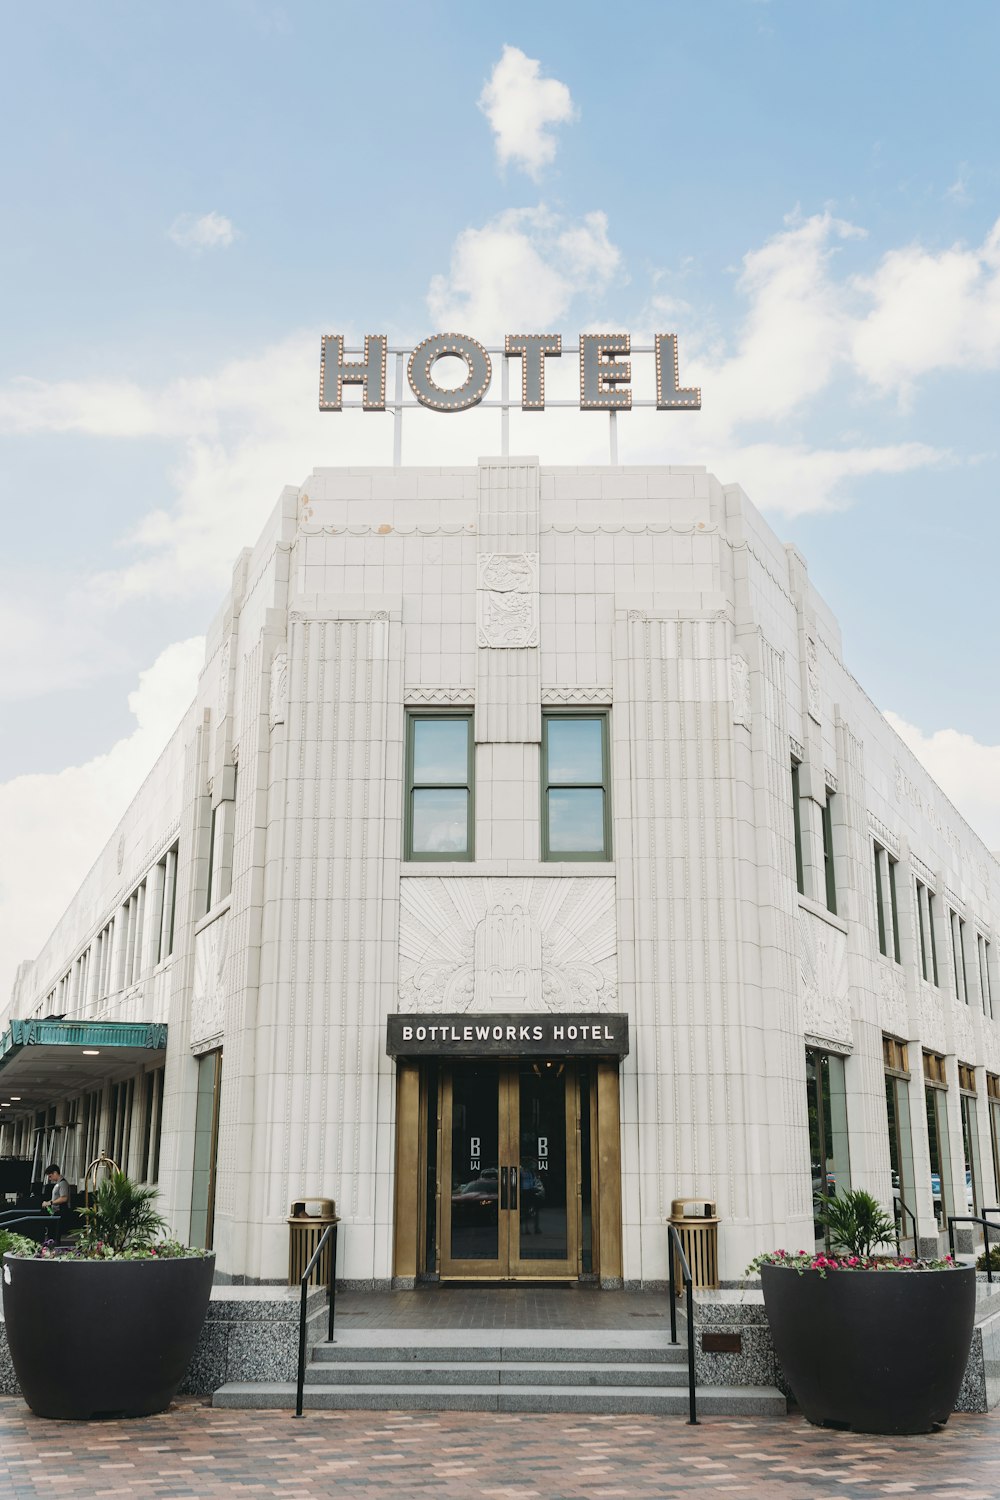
(205, 769), (238, 913)
(873, 843), (902, 963)
(821, 793), (837, 915)
(541, 713), (611, 861)
(791, 762), (805, 895)
(950, 911), (969, 1005)
(979, 935), (994, 1020)
(915, 879), (940, 987)
(405, 714), (473, 860)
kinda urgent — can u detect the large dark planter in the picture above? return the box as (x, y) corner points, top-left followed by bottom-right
(760, 1263), (976, 1434)
(2, 1251), (215, 1419)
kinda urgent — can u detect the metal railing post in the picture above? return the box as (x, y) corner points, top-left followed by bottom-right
(947, 1215), (993, 1283)
(667, 1224), (678, 1345)
(292, 1219), (339, 1419)
(667, 1222), (698, 1424)
(328, 1223), (338, 1344)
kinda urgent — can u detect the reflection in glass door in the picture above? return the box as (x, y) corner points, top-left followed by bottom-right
(440, 1062), (580, 1278)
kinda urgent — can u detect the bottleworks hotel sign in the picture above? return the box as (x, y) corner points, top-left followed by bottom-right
(320, 333), (700, 413)
(386, 1012), (630, 1058)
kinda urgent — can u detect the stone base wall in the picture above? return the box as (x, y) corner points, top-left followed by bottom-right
(0, 1285), (329, 1399)
(692, 1284), (1000, 1413)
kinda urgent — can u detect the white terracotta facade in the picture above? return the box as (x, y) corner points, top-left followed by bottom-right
(4, 458), (1000, 1285)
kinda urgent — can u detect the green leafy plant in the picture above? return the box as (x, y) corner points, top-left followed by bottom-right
(815, 1188), (898, 1258)
(976, 1245), (1000, 1272)
(77, 1171), (167, 1256)
(0, 1229), (38, 1258)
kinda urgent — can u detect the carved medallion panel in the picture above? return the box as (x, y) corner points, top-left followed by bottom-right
(399, 877), (617, 1014)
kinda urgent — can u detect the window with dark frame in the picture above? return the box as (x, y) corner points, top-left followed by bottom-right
(883, 1036), (916, 1245)
(987, 1073), (1000, 1205)
(958, 1063), (981, 1216)
(805, 1046), (852, 1249)
(923, 1051), (951, 1230)
(916, 880), (940, 986)
(405, 713), (474, 860)
(791, 762), (805, 895)
(541, 713), (611, 861)
(979, 935), (995, 1020)
(950, 912), (970, 1005)
(821, 794), (837, 914)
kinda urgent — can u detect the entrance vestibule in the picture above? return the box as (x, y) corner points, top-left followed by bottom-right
(392, 1054), (623, 1284)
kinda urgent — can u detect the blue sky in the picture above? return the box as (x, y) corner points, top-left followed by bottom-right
(3, 0), (1000, 996)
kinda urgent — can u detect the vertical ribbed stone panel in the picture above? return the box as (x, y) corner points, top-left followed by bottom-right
(475, 460), (541, 744)
(614, 606), (758, 1275)
(253, 608), (403, 1276)
(757, 634), (813, 1229)
(835, 715), (894, 1196)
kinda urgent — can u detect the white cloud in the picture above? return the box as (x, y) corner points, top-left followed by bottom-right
(851, 218), (1000, 397)
(0, 638), (204, 1010)
(884, 712), (1000, 850)
(427, 206), (620, 336)
(478, 45), (577, 179)
(168, 211), (238, 253)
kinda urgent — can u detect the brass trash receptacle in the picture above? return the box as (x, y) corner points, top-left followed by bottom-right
(288, 1198), (338, 1288)
(669, 1197), (720, 1290)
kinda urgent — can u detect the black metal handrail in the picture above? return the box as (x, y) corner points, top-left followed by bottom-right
(947, 1215), (996, 1282)
(0, 1213), (60, 1236)
(293, 1220), (339, 1418)
(666, 1222), (698, 1425)
(894, 1198), (918, 1255)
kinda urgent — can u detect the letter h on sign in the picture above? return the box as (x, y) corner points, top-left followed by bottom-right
(319, 335), (388, 411)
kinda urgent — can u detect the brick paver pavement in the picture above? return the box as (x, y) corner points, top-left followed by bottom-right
(0, 1397), (998, 1500)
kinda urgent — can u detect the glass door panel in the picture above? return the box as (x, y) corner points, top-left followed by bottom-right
(516, 1062), (569, 1265)
(439, 1061), (580, 1279)
(446, 1063), (500, 1266)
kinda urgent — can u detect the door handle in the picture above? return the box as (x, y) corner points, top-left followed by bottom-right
(500, 1166), (508, 1210)
(510, 1166), (518, 1211)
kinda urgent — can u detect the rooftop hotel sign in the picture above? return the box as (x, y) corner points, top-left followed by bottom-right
(319, 332), (699, 466)
(319, 332), (700, 414)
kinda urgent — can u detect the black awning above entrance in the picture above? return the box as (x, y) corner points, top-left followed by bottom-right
(386, 1011), (629, 1059)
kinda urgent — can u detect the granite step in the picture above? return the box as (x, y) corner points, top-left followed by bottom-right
(213, 1381), (787, 1416)
(304, 1359), (691, 1388)
(311, 1328), (689, 1364)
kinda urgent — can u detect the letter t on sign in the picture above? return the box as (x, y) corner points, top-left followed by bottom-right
(319, 334), (388, 411)
(505, 334), (562, 410)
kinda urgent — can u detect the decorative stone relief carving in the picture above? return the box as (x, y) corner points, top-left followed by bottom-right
(476, 552), (539, 648)
(191, 910), (229, 1046)
(269, 652), (288, 729)
(876, 963), (909, 1037)
(789, 735), (805, 762)
(541, 686), (613, 706)
(798, 907), (852, 1049)
(399, 878), (617, 1014)
(404, 685), (475, 705)
(952, 997), (975, 1059)
(917, 987), (947, 1056)
(806, 636), (821, 723)
(730, 655), (752, 730)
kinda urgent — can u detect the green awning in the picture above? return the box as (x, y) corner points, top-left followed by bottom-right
(0, 1019), (168, 1113)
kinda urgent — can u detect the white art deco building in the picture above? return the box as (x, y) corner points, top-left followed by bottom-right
(3, 457), (999, 1284)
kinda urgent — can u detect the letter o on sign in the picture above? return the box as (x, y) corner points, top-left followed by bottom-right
(408, 332), (492, 411)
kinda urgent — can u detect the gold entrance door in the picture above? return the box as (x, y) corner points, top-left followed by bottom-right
(439, 1061), (580, 1279)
